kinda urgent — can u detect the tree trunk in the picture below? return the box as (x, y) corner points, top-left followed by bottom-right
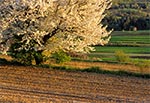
(34, 51), (43, 65)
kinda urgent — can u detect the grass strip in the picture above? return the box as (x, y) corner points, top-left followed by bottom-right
(1, 58), (149, 79)
(39, 64), (150, 79)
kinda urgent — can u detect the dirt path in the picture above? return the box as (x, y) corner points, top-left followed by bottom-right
(0, 65), (150, 102)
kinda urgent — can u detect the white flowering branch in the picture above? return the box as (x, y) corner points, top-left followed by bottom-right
(0, 0), (112, 55)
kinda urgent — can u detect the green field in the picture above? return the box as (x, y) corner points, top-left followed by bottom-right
(110, 35), (150, 45)
(94, 46), (150, 54)
(112, 31), (150, 36)
(95, 31), (150, 53)
(89, 31), (150, 63)
(109, 31), (150, 47)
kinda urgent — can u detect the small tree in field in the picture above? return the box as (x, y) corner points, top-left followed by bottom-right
(0, 0), (112, 65)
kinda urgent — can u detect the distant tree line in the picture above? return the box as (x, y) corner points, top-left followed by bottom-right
(103, 15), (150, 31)
(103, 1), (150, 31)
(112, 2), (150, 9)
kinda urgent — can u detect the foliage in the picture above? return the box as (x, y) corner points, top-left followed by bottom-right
(52, 50), (71, 64)
(139, 61), (150, 68)
(9, 48), (43, 65)
(8, 35), (44, 65)
(0, 58), (8, 64)
(10, 50), (33, 65)
(133, 59), (150, 69)
(0, 0), (112, 65)
(103, 0), (150, 30)
(115, 50), (130, 63)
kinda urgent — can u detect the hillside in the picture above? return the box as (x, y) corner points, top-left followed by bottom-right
(103, 0), (150, 30)
(0, 65), (150, 102)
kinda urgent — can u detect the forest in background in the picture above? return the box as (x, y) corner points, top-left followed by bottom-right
(103, 0), (150, 31)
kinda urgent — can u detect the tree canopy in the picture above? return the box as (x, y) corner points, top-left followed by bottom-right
(0, 0), (112, 64)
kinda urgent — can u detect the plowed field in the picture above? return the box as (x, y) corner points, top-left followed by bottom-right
(0, 65), (150, 103)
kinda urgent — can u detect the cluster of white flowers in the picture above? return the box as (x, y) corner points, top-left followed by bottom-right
(0, 0), (112, 55)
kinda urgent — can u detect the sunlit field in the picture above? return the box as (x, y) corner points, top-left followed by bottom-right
(88, 31), (150, 66)
(0, 0), (150, 102)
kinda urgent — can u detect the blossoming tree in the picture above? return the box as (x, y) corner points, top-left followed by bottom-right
(0, 0), (112, 65)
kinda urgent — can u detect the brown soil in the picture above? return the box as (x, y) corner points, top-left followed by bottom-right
(0, 65), (150, 102)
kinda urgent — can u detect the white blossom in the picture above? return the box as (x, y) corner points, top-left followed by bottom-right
(0, 0), (112, 55)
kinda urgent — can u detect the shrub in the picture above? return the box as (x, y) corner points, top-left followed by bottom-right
(67, 52), (88, 59)
(82, 67), (100, 73)
(9, 43), (43, 65)
(140, 61), (150, 68)
(52, 50), (71, 64)
(130, 59), (150, 72)
(135, 61), (150, 73)
(115, 50), (130, 63)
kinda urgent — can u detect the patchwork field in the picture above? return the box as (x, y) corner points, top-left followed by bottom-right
(89, 31), (150, 63)
(0, 31), (149, 102)
(0, 0), (150, 102)
(0, 65), (150, 102)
